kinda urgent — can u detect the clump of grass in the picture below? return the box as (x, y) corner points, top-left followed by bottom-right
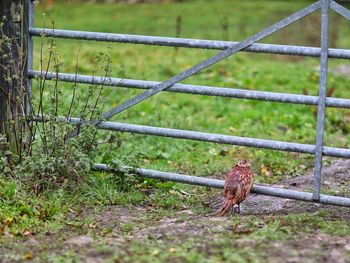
(2, 8), (152, 193)
(1, 32), (104, 192)
(0, 177), (66, 235)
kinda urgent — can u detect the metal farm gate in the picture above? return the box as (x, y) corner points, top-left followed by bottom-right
(26, 0), (350, 207)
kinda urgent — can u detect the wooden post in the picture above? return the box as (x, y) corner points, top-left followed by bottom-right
(0, 0), (29, 152)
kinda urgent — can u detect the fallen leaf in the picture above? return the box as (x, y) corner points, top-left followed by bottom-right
(151, 249), (160, 256)
(22, 230), (31, 236)
(261, 164), (271, 177)
(22, 252), (33, 260)
(179, 189), (191, 196)
(4, 217), (13, 227)
(101, 227), (112, 236)
(88, 223), (97, 229)
(169, 248), (177, 253)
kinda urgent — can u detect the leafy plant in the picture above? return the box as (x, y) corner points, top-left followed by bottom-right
(0, 18), (131, 193)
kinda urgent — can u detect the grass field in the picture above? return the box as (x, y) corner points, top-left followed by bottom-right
(32, 0), (350, 179)
(1, 0), (350, 262)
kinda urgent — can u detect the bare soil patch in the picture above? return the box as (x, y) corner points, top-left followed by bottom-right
(1, 160), (349, 262)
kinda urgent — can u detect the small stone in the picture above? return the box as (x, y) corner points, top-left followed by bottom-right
(330, 249), (342, 259)
(159, 218), (177, 224)
(209, 217), (227, 222)
(286, 257), (300, 263)
(344, 244), (350, 251)
(179, 210), (194, 215)
(26, 238), (39, 246)
(323, 181), (332, 186)
(64, 236), (94, 247)
(211, 226), (225, 233)
(334, 239), (347, 245)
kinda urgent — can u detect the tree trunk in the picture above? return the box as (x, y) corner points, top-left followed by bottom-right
(0, 0), (28, 152)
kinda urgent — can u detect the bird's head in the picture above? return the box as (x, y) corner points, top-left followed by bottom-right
(237, 159), (251, 168)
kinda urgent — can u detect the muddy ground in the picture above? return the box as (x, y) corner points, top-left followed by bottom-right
(1, 160), (349, 262)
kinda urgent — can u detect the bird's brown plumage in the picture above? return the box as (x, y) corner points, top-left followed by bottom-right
(214, 160), (253, 216)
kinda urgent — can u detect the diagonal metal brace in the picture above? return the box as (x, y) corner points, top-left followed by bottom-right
(330, 0), (350, 20)
(68, 0), (321, 138)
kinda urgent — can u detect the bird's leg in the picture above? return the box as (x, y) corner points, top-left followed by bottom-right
(234, 203), (241, 214)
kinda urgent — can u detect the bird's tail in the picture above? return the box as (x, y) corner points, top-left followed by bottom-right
(211, 198), (236, 216)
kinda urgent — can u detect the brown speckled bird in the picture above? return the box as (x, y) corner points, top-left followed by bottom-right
(214, 160), (253, 216)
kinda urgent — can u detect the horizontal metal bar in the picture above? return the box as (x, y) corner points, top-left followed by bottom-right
(93, 163), (350, 207)
(29, 28), (350, 59)
(34, 116), (350, 158)
(90, 1), (320, 140)
(28, 70), (350, 109)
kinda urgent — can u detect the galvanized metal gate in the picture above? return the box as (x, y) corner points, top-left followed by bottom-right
(26, 0), (350, 207)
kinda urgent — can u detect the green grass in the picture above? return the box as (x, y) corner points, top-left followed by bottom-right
(1, 1), (350, 260)
(31, 0), (350, 180)
(0, 178), (67, 235)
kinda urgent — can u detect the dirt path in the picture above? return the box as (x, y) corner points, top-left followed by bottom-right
(238, 158), (350, 216)
(1, 160), (349, 262)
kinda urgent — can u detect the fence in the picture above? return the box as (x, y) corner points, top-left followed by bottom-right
(26, 0), (350, 207)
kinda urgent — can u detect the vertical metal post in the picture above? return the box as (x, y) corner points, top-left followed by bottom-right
(25, 0), (34, 115)
(313, 0), (330, 201)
